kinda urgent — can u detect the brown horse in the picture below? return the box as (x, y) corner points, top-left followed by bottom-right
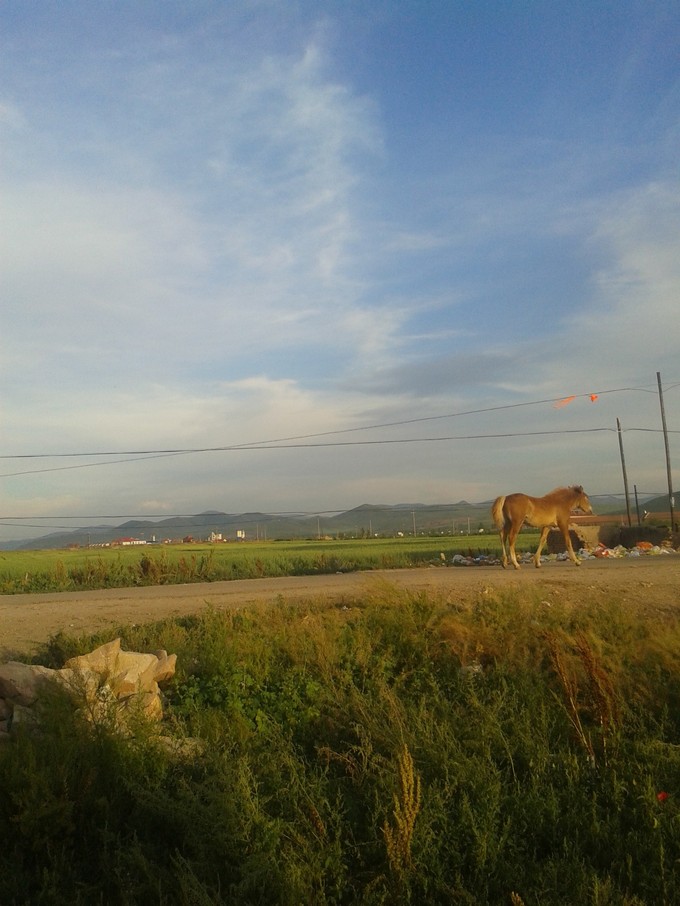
(491, 486), (593, 570)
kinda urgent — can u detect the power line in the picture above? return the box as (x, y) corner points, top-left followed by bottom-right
(2, 426), (678, 480)
(0, 381), (671, 462)
(1, 381), (677, 481)
(0, 451), (192, 479)
(0, 428), (617, 477)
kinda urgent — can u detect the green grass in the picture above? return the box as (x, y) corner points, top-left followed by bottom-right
(1, 585), (679, 904)
(0, 534), (540, 594)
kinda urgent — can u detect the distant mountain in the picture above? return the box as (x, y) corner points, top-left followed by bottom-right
(637, 494), (674, 516)
(325, 502), (490, 536)
(0, 511), (312, 551)
(0, 495), (659, 551)
(1, 502), (494, 550)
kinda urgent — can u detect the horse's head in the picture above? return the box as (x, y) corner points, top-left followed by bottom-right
(572, 485), (593, 515)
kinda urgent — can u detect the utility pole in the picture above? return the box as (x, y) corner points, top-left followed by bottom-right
(412, 511), (417, 536)
(616, 418), (632, 526)
(657, 372), (676, 531)
(634, 484), (641, 526)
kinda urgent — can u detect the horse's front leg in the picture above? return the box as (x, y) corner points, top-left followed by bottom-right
(533, 526), (551, 568)
(560, 523), (580, 565)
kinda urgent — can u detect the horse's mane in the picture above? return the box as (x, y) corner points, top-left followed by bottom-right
(548, 485), (583, 495)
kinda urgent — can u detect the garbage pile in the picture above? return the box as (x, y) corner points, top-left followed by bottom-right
(447, 541), (677, 567)
(582, 541), (676, 560)
(450, 553), (502, 567)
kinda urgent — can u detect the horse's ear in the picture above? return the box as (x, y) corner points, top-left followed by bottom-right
(574, 485), (583, 493)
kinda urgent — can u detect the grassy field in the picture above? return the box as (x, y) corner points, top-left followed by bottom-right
(0, 534), (541, 594)
(1, 583), (679, 904)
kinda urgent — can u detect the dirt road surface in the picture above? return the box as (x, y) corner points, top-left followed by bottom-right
(1, 557), (678, 659)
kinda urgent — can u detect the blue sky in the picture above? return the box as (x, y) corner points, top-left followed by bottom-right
(1, 1), (679, 541)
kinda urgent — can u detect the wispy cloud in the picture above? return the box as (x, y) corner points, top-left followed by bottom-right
(1, 34), (388, 386)
(1, 3), (679, 539)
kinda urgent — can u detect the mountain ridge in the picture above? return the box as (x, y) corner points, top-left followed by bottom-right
(0, 495), (649, 551)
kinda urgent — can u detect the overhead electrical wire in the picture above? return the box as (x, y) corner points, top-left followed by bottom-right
(1, 382), (677, 481)
(0, 382), (671, 462)
(1, 380), (675, 534)
(1, 426), (678, 480)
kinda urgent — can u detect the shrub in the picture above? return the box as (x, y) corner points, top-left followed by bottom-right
(1, 587), (679, 904)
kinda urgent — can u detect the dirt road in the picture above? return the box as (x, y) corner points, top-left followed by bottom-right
(1, 557), (678, 659)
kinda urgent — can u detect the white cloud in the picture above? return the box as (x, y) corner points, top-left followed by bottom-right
(555, 181), (680, 385)
(0, 36), (392, 401)
(138, 500), (174, 513)
(1, 7), (679, 541)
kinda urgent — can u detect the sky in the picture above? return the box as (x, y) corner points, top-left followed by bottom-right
(1, 0), (680, 542)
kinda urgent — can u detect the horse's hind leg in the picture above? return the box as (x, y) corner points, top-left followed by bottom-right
(498, 524), (509, 569)
(507, 521), (522, 570)
(533, 526), (550, 568)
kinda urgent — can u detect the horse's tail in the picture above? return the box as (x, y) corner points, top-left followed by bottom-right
(491, 496), (506, 530)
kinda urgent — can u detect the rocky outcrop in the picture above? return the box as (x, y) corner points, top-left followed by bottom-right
(0, 638), (176, 739)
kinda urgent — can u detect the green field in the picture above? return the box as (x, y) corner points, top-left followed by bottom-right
(1, 585), (678, 904)
(0, 534), (541, 594)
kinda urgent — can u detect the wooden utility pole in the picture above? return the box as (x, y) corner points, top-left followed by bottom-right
(616, 418), (632, 526)
(657, 372), (676, 530)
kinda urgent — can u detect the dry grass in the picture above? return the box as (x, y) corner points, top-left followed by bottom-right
(2, 583), (679, 904)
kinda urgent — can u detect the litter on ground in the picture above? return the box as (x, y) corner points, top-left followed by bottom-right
(446, 541), (678, 567)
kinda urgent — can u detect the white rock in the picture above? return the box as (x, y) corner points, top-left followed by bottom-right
(0, 662), (61, 706)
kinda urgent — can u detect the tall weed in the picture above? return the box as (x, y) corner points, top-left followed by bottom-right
(1, 586), (679, 903)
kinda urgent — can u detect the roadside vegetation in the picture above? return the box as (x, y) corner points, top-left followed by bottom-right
(1, 585), (678, 904)
(0, 535), (535, 594)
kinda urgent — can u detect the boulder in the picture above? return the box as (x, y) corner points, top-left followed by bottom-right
(10, 703), (40, 728)
(110, 654), (161, 697)
(65, 638), (122, 674)
(65, 640), (176, 695)
(0, 639), (177, 736)
(0, 662), (62, 706)
(154, 653), (178, 684)
(118, 687), (164, 721)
